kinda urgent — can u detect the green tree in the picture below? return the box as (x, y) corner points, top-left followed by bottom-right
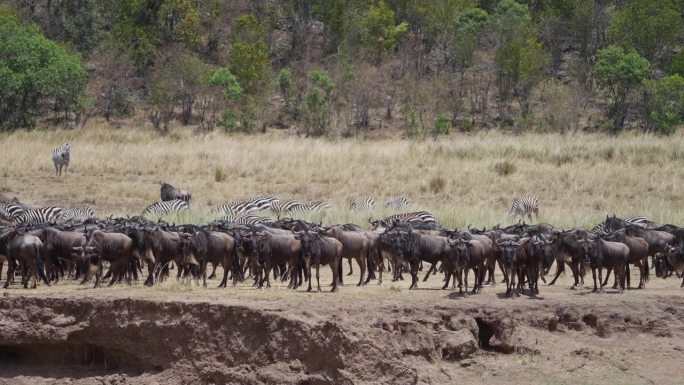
(146, 75), (175, 133)
(165, 51), (210, 125)
(209, 68), (243, 100)
(360, 1), (409, 63)
(643, 74), (684, 135)
(452, 7), (489, 70)
(277, 68), (300, 119)
(594, 45), (651, 132)
(0, 10), (87, 129)
(493, 0), (548, 118)
(302, 70), (334, 136)
(609, 0), (682, 61)
(228, 14), (271, 93)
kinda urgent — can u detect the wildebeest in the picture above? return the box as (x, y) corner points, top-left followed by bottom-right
(392, 229), (452, 290)
(248, 230), (301, 288)
(604, 229), (650, 289)
(546, 229), (588, 289)
(74, 229), (134, 288)
(496, 238), (529, 297)
(180, 227), (237, 288)
(324, 225), (369, 286)
(447, 238), (486, 296)
(160, 182), (191, 202)
(294, 230), (343, 292)
(36, 226), (86, 283)
(578, 236), (629, 293)
(1, 227), (49, 289)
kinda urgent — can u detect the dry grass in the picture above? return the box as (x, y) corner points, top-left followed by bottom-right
(1, 124), (682, 228)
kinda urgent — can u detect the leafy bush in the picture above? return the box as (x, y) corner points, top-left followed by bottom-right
(493, 160), (516, 176)
(433, 114), (452, 136)
(643, 74), (684, 135)
(0, 10), (87, 129)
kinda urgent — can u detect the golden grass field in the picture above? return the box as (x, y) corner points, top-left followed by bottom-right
(1, 125), (682, 229)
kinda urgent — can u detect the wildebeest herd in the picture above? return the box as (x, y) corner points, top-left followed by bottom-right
(0, 184), (682, 296)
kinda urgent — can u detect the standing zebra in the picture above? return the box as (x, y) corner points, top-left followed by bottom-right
(52, 142), (71, 176)
(212, 196), (279, 217)
(142, 200), (189, 217)
(13, 207), (63, 225)
(350, 197), (376, 211)
(0, 203), (24, 221)
(508, 195), (539, 222)
(385, 197), (409, 210)
(57, 207), (95, 224)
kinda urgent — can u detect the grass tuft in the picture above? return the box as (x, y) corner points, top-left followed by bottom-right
(493, 160), (517, 176)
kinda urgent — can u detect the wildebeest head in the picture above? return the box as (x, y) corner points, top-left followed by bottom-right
(496, 238), (522, 268)
(532, 234), (555, 270)
(448, 238), (472, 268)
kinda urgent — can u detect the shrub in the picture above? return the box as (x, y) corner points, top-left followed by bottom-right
(433, 114), (452, 136)
(214, 167), (227, 182)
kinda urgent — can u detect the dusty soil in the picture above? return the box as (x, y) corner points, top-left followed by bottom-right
(0, 268), (683, 385)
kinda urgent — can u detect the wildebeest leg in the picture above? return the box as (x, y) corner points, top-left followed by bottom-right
(570, 262), (581, 290)
(316, 264), (322, 292)
(442, 269), (452, 290)
(337, 259), (344, 286)
(93, 262), (103, 288)
(462, 268), (469, 297)
(409, 261), (419, 290)
(356, 255), (366, 286)
(423, 263), (436, 282)
(602, 268), (612, 287)
(498, 260), (507, 284)
(597, 267), (605, 294)
(208, 263), (217, 280)
(306, 263), (313, 292)
(347, 258), (353, 276)
(330, 260), (339, 293)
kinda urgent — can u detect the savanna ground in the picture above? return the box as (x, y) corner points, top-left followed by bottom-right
(1, 125), (684, 384)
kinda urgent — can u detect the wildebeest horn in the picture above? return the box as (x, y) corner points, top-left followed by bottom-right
(532, 237), (543, 245)
(294, 230), (305, 235)
(368, 217), (373, 224)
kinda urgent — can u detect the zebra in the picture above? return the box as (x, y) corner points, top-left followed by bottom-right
(219, 214), (275, 225)
(371, 210), (437, 231)
(350, 197), (376, 211)
(385, 197), (409, 210)
(592, 215), (657, 234)
(57, 207), (95, 224)
(142, 200), (189, 217)
(212, 197), (279, 217)
(52, 142), (71, 176)
(270, 199), (306, 216)
(508, 195), (539, 222)
(0, 203), (24, 221)
(13, 207), (63, 225)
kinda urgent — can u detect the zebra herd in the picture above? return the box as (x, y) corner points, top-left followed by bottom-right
(350, 197), (410, 211)
(141, 183), (416, 224)
(0, 204), (94, 225)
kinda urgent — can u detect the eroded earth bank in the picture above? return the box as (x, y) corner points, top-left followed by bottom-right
(1, 290), (683, 385)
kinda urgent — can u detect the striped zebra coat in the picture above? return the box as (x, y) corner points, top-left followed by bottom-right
(52, 142), (71, 176)
(508, 195), (539, 222)
(592, 216), (658, 234)
(350, 197), (376, 211)
(371, 211), (437, 231)
(13, 207), (63, 225)
(142, 200), (189, 218)
(0, 203), (24, 221)
(57, 207), (95, 224)
(212, 197), (279, 217)
(385, 197), (409, 210)
(271, 199), (331, 218)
